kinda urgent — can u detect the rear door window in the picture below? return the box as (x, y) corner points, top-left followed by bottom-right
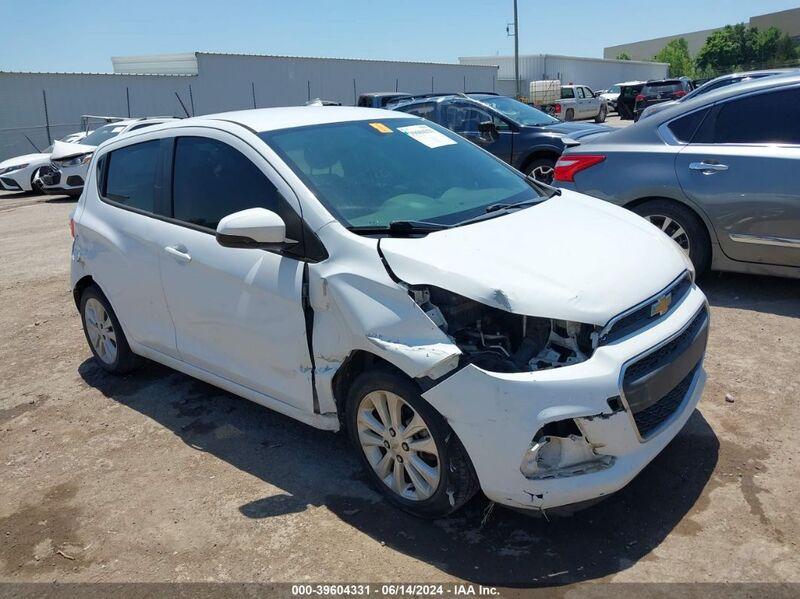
(171, 136), (303, 237)
(102, 140), (160, 212)
(576, 87), (585, 99)
(695, 88), (800, 145)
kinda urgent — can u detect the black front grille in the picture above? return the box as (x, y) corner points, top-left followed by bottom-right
(633, 365), (698, 437)
(623, 306), (708, 438)
(624, 306), (707, 385)
(601, 273), (693, 345)
(1, 177), (22, 190)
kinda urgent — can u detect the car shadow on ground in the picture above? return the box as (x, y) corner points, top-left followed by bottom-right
(79, 358), (718, 586)
(700, 271), (800, 318)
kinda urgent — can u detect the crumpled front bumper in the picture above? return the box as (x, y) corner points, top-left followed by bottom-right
(422, 285), (708, 511)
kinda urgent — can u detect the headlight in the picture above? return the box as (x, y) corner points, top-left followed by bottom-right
(55, 154), (91, 167)
(0, 163), (28, 174)
(410, 285), (598, 373)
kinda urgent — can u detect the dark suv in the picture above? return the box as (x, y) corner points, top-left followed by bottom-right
(389, 93), (609, 182)
(634, 78), (694, 120)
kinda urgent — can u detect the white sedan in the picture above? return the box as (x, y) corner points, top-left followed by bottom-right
(0, 132), (89, 193)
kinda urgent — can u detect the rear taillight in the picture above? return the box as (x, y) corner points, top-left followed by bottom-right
(553, 154), (606, 182)
(553, 103), (561, 114)
(69, 218), (75, 239)
(635, 94), (645, 102)
(673, 90), (687, 98)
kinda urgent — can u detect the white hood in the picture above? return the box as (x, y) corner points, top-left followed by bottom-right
(50, 140), (95, 161)
(0, 152), (49, 169)
(379, 191), (690, 326)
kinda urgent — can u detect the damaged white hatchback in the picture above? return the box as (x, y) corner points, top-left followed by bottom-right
(71, 107), (709, 518)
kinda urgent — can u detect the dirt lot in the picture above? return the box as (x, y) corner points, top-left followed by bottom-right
(1, 190), (799, 588)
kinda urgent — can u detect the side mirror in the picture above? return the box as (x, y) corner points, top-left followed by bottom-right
(216, 207), (289, 250)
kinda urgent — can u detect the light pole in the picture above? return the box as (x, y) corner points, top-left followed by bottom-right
(513, 0), (519, 99)
(507, 1), (521, 99)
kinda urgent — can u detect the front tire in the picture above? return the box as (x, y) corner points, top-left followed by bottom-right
(527, 158), (556, 184)
(80, 285), (141, 374)
(631, 199), (711, 275)
(346, 369), (478, 518)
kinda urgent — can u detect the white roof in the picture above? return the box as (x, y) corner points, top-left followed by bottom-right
(198, 106), (412, 132)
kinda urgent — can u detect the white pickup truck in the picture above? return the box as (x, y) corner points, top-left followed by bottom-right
(529, 80), (608, 123)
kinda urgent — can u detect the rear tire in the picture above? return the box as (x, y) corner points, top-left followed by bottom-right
(565, 108), (574, 122)
(595, 104), (607, 123)
(79, 285), (141, 374)
(631, 199), (711, 275)
(346, 368), (478, 519)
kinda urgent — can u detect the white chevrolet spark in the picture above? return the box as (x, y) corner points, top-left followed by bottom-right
(70, 107), (709, 518)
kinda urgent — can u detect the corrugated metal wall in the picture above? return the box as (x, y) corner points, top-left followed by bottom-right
(460, 54), (668, 96)
(0, 53), (497, 161)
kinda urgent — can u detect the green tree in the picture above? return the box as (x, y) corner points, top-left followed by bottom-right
(696, 23), (799, 72)
(653, 38), (695, 77)
(615, 52), (631, 60)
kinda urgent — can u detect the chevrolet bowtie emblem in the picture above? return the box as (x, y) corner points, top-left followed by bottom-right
(651, 293), (672, 317)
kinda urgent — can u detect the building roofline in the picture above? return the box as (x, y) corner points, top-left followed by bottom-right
(195, 51), (498, 69)
(459, 53), (669, 67)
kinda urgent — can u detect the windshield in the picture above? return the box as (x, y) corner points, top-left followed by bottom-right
(474, 96), (559, 126)
(79, 124), (126, 147)
(261, 118), (539, 229)
(606, 85), (620, 94)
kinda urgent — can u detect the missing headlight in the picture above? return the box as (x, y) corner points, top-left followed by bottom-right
(410, 285), (598, 373)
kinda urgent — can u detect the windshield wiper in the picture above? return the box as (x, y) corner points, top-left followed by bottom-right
(525, 174), (562, 197)
(484, 197), (543, 213)
(388, 220), (452, 233)
(347, 220), (451, 236)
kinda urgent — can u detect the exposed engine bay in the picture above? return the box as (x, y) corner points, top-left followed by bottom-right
(410, 286), (598, 373)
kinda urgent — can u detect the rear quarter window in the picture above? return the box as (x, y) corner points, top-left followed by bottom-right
(666, 108), (709, 143)
(102, 140), (160, 213)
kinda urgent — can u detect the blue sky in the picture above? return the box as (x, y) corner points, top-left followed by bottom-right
(2, 0), (799, 72)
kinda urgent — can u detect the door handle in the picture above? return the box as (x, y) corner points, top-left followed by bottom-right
(689, 161), (728, 174)
(164, 245), (191, 263)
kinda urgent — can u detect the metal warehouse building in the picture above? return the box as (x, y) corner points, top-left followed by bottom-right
(459, 54), (668, 98)
(0, 52), (498, 161)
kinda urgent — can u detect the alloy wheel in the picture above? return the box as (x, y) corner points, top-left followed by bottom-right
(84, 298), (118, 364)
(356, 390), (441, 501)
(646, 214), (691, 256)
(530, 165), (554, 184)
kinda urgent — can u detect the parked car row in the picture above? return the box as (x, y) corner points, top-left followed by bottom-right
(386, 92), (608, 183)
(0, 131), (89, 193)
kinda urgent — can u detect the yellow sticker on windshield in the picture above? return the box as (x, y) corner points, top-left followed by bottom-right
(369, 122), (393, 133)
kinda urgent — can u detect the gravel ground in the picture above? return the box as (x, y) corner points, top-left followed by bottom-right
(1, 190), (799, 588)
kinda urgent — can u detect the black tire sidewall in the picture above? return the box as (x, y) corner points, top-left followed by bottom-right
(345, 369), (475, 518)
(565, 108), (574, 121)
